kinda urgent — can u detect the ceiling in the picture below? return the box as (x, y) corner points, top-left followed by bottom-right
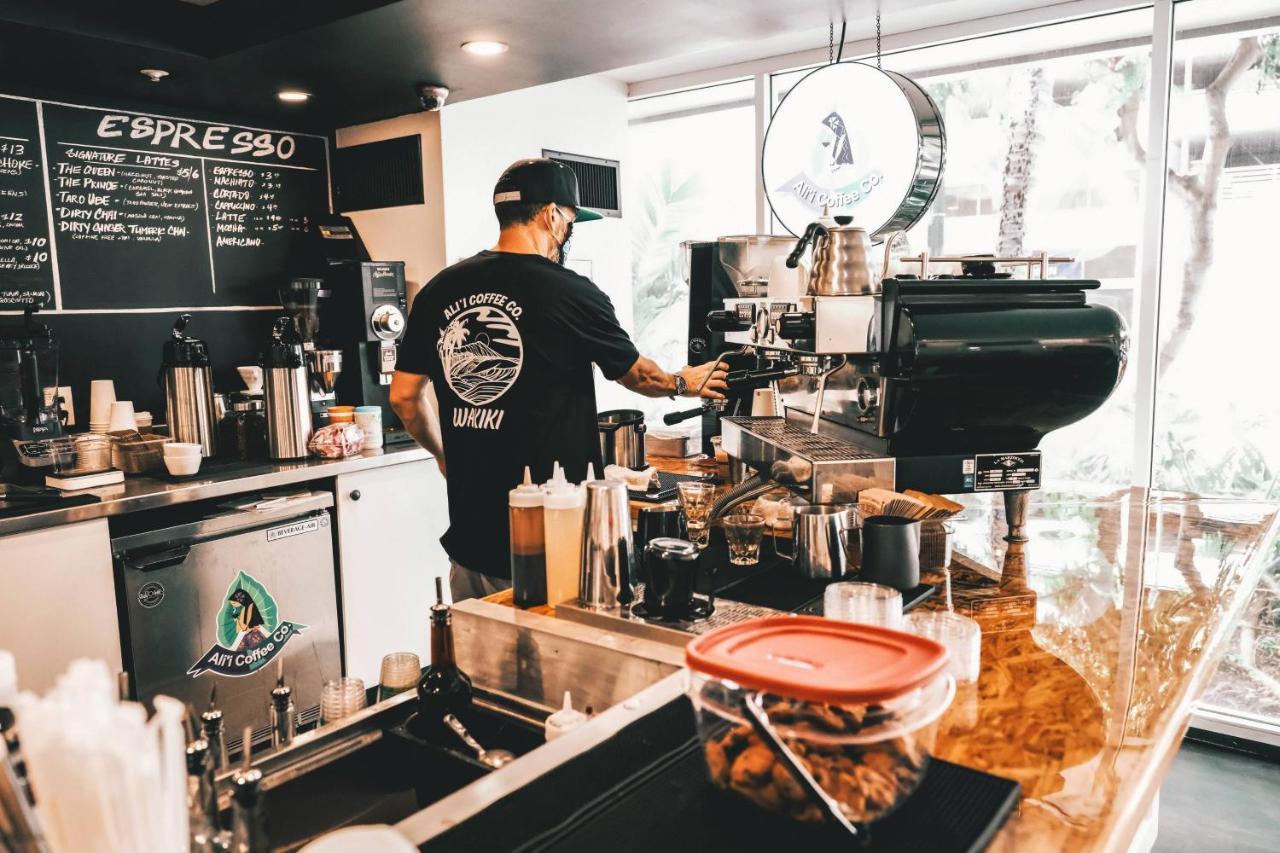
(0, 0), (902, 131)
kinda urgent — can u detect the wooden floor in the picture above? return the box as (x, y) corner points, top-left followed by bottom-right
(1154, 739), (1280, 852)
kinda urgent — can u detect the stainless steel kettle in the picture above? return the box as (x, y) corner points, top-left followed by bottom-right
(785, 218), (875, 296)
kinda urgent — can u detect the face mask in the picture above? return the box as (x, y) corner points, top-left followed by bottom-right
(551, 206), (574, 266)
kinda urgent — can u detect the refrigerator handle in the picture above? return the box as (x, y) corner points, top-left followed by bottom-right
(123, 545), (192, 572)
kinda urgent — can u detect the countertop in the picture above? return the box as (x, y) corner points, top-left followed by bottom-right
(469, 486), (1279, 852)
(0, 442), (432, 536)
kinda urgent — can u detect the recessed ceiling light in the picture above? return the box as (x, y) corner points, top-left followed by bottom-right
(461, 41), (508, 56)
(277, 89), (311, 103)
(140, 69), (169, 82)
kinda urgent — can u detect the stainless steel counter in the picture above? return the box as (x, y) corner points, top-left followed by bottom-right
(0, 443), (432, 536)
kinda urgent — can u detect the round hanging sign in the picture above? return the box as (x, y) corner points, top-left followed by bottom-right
(763, 62), (946, 240)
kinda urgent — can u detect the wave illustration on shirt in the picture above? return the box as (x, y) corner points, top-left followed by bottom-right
(437, 304), (523, 406)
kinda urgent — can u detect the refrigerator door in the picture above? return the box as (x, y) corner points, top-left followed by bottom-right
(115, 492), (341, 753)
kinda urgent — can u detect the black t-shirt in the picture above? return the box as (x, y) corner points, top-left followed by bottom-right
(397, 250), (640, 579)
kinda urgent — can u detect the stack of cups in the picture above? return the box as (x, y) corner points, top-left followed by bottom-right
(905, 610), (981, 683)
(89, 379), (116, 433)
(320, 677), (367, 724)
(377, 652), (421, 702)
(354, 406), (383, 450)
(823, 581), (903, 629)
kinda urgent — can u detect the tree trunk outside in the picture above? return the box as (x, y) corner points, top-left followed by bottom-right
(997, 67), (1051, 257)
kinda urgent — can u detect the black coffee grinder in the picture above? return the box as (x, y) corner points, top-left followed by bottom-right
(0, 303), (66, 480)
(287, 214), (411, 441)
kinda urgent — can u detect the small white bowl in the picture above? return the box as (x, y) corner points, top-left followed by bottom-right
(163, 442), (203, 455)
(164, 455), (202, 476)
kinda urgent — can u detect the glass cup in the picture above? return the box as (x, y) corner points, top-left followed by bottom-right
(723, 513), (765, 565)
(905, 610), (981, 683)
(677, 481), (717, 550)
(823, 581), (903, 628)
(320, 677), (367, 724)
(377, 652), (421, 703)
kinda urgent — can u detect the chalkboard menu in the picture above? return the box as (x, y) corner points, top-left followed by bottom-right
(0, 94), (329, 310)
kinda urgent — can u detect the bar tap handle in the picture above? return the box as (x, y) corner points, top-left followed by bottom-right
(231, 728), (268, 853)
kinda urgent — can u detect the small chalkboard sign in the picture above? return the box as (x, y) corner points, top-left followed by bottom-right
(0, 97), (55, 307)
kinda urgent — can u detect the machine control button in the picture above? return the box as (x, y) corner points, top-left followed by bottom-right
(371, 304), (406, 339)
(776, 312), (815, 340)
(855, 378), (880, 413)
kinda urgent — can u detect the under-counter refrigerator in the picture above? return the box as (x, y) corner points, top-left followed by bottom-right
(113, 491), (341, 754)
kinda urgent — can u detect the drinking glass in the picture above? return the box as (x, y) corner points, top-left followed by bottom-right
(905, 610), (981, 683)
(723, 513), (765, 565)
(822, 581), (903, 628)
(677, 481), (717, 550)
(320, 677), (367, 724)
(377, 652), (421, 702)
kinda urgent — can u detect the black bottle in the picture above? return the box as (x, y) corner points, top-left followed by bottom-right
(416, 578), (473, 723)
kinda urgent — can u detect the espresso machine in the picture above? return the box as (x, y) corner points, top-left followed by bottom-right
(708, 225), (1129, 539)
(286, 215), (409, 438)
(0, 304), (66, 479)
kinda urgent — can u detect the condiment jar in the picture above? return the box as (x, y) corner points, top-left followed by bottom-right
(354, 406), (383, 450)
(685, 616), (954, 825)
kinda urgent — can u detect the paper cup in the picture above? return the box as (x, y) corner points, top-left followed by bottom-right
(89, 379), (116, 424)
(108, 400), (137, 432)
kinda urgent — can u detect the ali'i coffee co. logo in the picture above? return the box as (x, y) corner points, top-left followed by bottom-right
(762, 61), (944, 238)
(187, 571), (307, 678)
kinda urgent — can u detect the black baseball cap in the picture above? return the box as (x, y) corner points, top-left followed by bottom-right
(492, 158), (603, 221)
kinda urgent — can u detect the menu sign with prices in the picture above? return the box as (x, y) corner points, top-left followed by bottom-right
(0, 97), (54, 306)
(0, 94), (330, 311)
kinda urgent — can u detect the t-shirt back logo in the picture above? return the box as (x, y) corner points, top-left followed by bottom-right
(438, 302), (524, 406)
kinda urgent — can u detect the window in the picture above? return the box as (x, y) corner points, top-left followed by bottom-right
(1156, 0), (1280, 737)
(625, 81), (757, 423)
(771, 10), (1154, 489)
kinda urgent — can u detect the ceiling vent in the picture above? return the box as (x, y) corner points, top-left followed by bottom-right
(543, 149), (621, 218)
(334, 135), (424, 213)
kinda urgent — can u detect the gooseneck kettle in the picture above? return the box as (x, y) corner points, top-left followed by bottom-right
(785, 214), (876, 296)
(161, 313), (218, 457)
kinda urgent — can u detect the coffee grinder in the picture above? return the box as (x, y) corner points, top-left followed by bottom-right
(279, 277), (343, 422)
(287, 214), (410, 440)
(0, 303), (66, 479)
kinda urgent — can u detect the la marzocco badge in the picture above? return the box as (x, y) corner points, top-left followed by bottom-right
(187, 571), (306, 678)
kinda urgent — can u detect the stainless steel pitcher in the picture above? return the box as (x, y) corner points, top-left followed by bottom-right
(785, 220), (875, 296)
(775, 504), (854, 579)
(578, 480), (635, 609)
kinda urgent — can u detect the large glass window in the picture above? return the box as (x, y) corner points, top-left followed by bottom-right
(625, 81), (757, 423)
(1157, 0), (1280, 734)
(771, 10), (1154, 490)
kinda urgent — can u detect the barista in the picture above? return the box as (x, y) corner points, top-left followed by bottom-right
(391, 158), (726, 600)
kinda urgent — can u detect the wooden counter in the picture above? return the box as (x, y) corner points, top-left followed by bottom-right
(490, 485), (1279, 852)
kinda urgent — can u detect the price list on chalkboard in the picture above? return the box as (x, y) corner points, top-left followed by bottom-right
(0, 97), (54, 306)
(0, 95), (329, 311)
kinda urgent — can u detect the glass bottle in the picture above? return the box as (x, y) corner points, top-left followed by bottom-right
(416, 577), (473, 724)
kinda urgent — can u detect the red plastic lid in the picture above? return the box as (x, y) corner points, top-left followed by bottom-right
(685, 616), (949, 704)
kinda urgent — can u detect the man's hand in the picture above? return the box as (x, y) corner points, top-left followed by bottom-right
(677, 360), (729, 400)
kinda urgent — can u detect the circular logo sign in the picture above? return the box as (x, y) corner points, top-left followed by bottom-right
(763, 62), (944, 238)
(137, 581), (165, 609)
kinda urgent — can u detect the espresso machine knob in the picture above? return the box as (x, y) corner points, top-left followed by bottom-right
(704, 310), (751, 332)
(855, 378), (880, 412)
(371, 304), (406, 339)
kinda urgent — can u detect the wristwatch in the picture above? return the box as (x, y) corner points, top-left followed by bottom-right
(672, 373), (688, 398)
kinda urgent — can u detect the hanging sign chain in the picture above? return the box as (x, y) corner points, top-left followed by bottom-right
(876, 6), (883, 69)
(829, 20), (834, 64)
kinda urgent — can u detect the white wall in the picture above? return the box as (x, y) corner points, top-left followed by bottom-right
(335, 112), (447, 304)
(439, 75), (634, 410)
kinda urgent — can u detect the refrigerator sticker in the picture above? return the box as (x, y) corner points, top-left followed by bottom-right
(187, 570), (307, 678)
(266, 518), (320, 542)
(137, 581), (165, 609)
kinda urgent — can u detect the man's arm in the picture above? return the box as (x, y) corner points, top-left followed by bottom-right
(389, 370), (446, 475)
(616, 356), (728, 400)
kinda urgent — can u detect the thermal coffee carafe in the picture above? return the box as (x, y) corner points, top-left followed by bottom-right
(161, 313), (218, 457)
(262, 317), (314, 459)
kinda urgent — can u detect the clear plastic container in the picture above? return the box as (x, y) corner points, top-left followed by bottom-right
(685, 617), (954, 825)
